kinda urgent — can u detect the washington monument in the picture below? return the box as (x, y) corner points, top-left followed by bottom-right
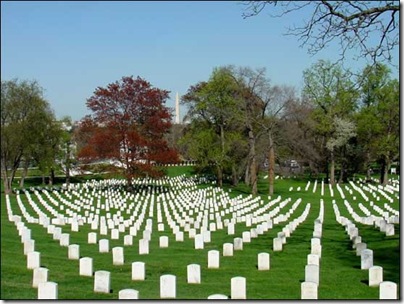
(175, 92), (180, 124)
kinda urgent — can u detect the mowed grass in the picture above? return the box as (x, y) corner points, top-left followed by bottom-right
(1, 168), (400, 299)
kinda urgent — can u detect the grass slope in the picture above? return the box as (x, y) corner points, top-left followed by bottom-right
(1, 168), (400, 299)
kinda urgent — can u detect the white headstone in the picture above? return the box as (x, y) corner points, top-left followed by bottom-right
(305, 264), (320, 285)
(21, 228), (31, 243)
(258, 252), (270, 271)
(208, 294), (228, 299)
(71, 221), (79, 232)
(160, 274), (176, 299)
(234, 238), (243, 251)
(379, 281), (397, 299)
(194, 234), (204, 249)
(352, 236), (362, 249)
(33, 267), (48, 288)
(112, 247), (124, 265)
(47, 224), (55, 234)
(385, 224), (395, 236)
(119, 289), (139, 299)
(231, 276), (246, 299)
(99, 239), (109, 253)
(301, 281), (317, 299)
(27, 251), (40, 269)
(361, 249), (373, 269)
(187, 264), (201, 284)
(311, 238), (321, 247)
(111, 228), (119, 240)
(143, 230), (152, 241)
(203, 231), (211, 243)
(369, 266), (383, 287)
(132, 261), (145, 281)
(356, 243), (367, 256)
(124, 235), (133, 246)
(159, 236), (169, 248)
(307, 254), (320, 266)
(175, 231), (184, 242)
(311, 243), (322, 257)
(88, 232), (97, 244)
(227, 223), (235, 235)
(59, 233), (70, 247)
(223, 243), (234, 256)
(139, 239), (149, 255)
(24, 239), (35, 255)
(68, 244), (80, 260)
(189, 228), (196, 239)
(94, 270), (110, 293)
(79, 257), (93, 277)
(208, 250), (220, 269)
(242, 231), (251, 243)
(273, 237), (283, 251)
(38, 281), (58, 299)
(379, 220), (387, 232)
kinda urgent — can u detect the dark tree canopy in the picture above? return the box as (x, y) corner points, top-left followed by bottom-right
(242, 1), (399, 65)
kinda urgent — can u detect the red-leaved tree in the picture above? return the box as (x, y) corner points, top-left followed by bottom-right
(77, 76), (178, 187)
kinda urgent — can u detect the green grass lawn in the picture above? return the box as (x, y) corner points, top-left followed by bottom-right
(1, 167), (400, 299)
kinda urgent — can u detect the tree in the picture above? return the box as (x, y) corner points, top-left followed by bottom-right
(183, 66), (290, 195)
(242, 1), (399, 65)
(326, 117), (357, 184)
(77, 76), (178, 189)
(181, 68), (244, 187)
(302, 60), (359, 184)
(1, 79), (56, 194)
(356, 64), (399, 184)
(260, 84), (295, 195)
(280, 96), (326, 178)
(58, 116), (76, 188)
(222, 66), (268, 196)
(27, 115), (62, 186)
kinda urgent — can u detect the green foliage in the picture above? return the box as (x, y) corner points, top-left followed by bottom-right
(1, 79), (59, 193)
(356, 64), (399, 182)
(180, 67), (248, 185)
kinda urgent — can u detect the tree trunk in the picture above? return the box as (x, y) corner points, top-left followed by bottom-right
(232, 164), (238, 186)
(9, 165), (18, 192)
(330, 150), (335, 185)
(42, 174), (46, 185)
(65, 167), (70, 189)
(1, 157), (12, 194)
(248, 129), (258, 196)
(2, 171), (12, 194)
(338, 161), (344, 184)
(380, 156), (390, 186)
(217, 165), (223, 187)
(366, 151), (372, 181)
(19, 160), (29, 188)
(268, 133), (275, 196)
(324, 159), (329, 182)
(244, 161), (250, 185)
(49, 168), (55, 186)
(218, 124), (225, 188)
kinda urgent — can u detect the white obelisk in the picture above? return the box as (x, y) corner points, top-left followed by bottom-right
(175, 92), (180, 124)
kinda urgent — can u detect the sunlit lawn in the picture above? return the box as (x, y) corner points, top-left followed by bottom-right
(1, 167), (399, 299)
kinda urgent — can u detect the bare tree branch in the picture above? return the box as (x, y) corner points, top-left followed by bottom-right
(242, 1), (399, 66)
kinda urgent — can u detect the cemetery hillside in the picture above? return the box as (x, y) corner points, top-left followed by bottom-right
(1, 1), (399, 299)
(0, 164), (400, 299)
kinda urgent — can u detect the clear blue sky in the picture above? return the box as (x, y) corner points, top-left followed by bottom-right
(1, 1), (399, 122)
